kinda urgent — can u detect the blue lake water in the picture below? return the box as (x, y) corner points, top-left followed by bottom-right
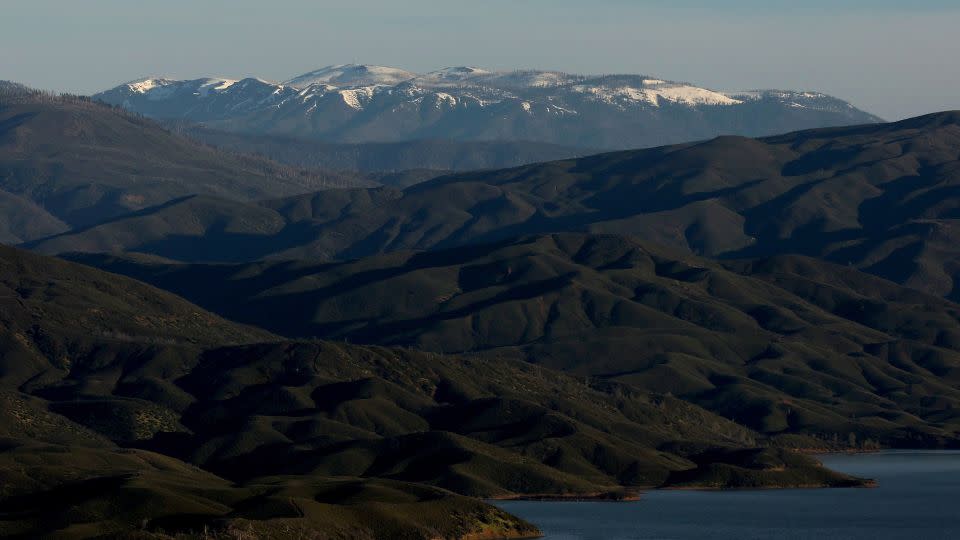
(494, 451), (960, 540)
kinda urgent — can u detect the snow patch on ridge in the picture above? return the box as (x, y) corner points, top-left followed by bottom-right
(487, 70), (577, 88)
(126, 78), (175, 94)
(435, 92), (457, 107)
(656, 86), (742, 106)
(286, 64), (416, 89)
(338, 86), (376, 109)
(573, 83), (742, 107)
(196, 78), (239, 96)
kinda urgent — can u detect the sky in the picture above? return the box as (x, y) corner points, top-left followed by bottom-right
(2, 0), (958, 120)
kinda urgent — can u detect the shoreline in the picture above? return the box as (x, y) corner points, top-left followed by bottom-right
(489, 475), (880, 502)
(488, 451), (960, 539)
(794, 447), (884, 456)
(657, 478), (880, 492)
(487, 448), (960, 504)
(490, 491), (642, 502)
(795, 445), (960, 456)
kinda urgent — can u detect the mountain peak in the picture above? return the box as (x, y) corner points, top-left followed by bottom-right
(285, 64), (417, 89)
(124, 77), (177, 93)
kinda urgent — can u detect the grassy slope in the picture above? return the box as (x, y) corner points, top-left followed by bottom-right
(0, 440), (539, 540)
(0, 244), (869, 539)
(66, 233), (960, 447)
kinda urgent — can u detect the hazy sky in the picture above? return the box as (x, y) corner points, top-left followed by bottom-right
(2, 0), (958, 120)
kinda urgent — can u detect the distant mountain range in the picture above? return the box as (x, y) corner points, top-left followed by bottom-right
(94, 64), (883, 148)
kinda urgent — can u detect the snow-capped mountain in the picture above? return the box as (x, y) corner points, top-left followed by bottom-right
(95, 65), (883, 149)
(284, 64), (418, 89)
(95, 76), (295, 120)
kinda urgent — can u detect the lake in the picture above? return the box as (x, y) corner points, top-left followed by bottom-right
(494, 451), (960, 540)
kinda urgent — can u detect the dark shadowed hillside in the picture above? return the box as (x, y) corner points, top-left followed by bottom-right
(0, 244), (272, 355)
(26, 189), (405, 263)
(34, 112), (960, 300)
(1, 244), (868, 538)
(0, 91), (372, 241)
(69, 234), (960, 448)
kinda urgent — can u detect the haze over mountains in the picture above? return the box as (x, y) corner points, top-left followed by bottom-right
(173, 125), (595, 175)
(95, 64), (882, 149)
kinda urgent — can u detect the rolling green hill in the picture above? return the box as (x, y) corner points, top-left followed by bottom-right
(69, 233), (960, 447)
(0, 244), (868, 538)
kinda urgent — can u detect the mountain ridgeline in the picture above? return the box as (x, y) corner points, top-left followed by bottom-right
(94, 64), (882, 149)
(71, 233), (960, 449)
(31, 111), (960, 301)
(0, 88), (374, 244)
